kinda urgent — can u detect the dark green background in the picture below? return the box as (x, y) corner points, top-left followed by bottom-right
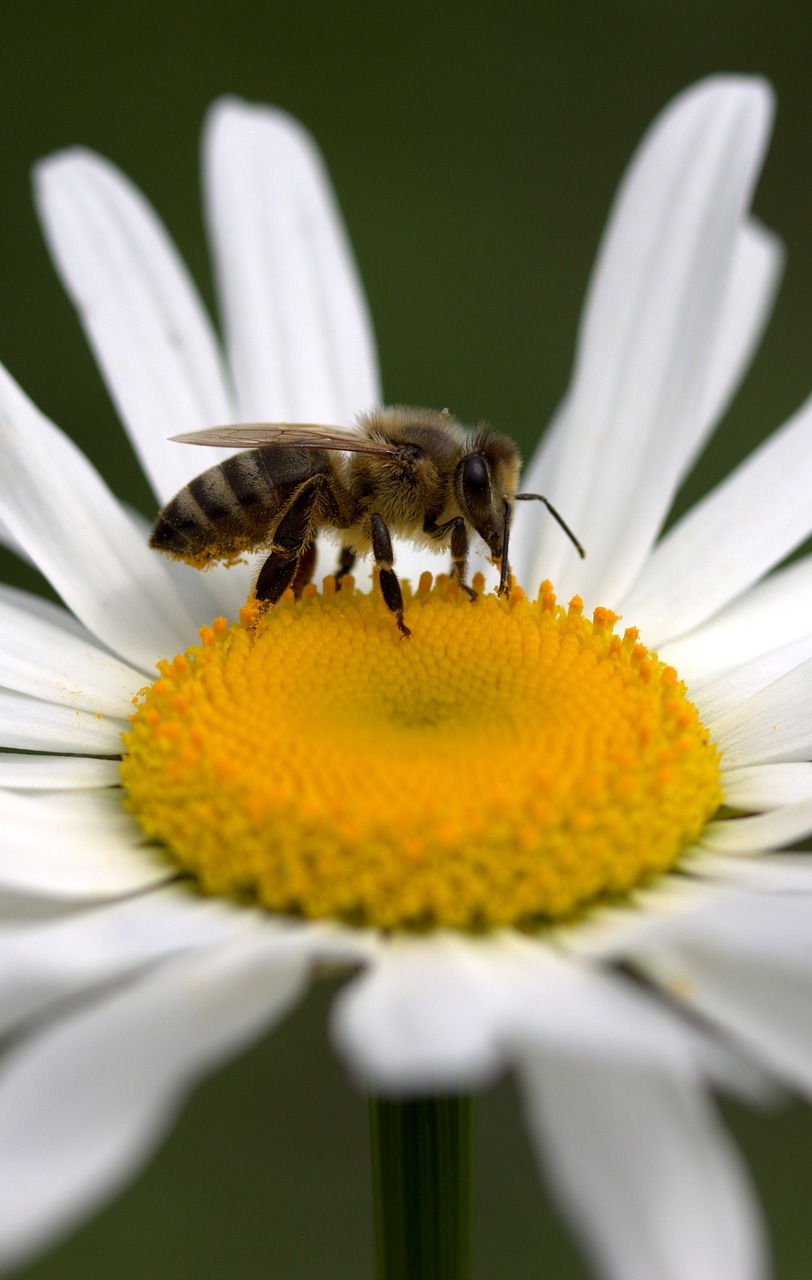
(3, 2), (812, 1276)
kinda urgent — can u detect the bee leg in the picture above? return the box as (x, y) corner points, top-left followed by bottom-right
(256, 537), (316, 602)
(335, 546), (356, 584)
(497, 499), (512, 597)
(425, 515), (476, 601)
(446, 517), (476, 601)
(291, 542), (317, 596)
(371, 513), (411, 638)
(255, 551), (301, 604)
(255, 479), (320, 606)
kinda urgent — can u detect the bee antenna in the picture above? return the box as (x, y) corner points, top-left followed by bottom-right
(513, 493), (586, 559)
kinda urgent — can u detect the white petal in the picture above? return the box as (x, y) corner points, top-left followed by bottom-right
(640, 884), (812, 955)
(517, 77), (773, 606)
(661, 552), (812, 685)
(331, 933), (509, 1092)
(0, 884), (264, 1037)
(332, 932), (699, 1094)
(637, 894), (812, 1098)
(710, 655), (812, 765)
(0, 586), (143, 715)
(562, 869), (801, 966)
(34, 147), (236, 506)
(0, 517), (30, 562)
(0, 789), (172, 898)
(687, 852), (812, 892)
(505, 936), (695, 1064)
(511, 221), (780, 593)
(0, 754), (120, 789)
(692, 633), (812, 722)
(0, 688), (125, 754)
(0, 583), (100, 645)
(658, 951), (812, 1100)
(697, 219), (783, 445)
(519, 1053), (765, 1280)
(0, 360), (223, 670)
(622, 390), (812, 647)
(701, 800), (812, 854)
(203, 97), (381, 424)
(723, 762), (812, 809)
(556, 876), (716, 962)
(0, 929), (317, 1271)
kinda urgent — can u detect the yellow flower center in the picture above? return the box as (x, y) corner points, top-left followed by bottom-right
(121, 575), (721, 930)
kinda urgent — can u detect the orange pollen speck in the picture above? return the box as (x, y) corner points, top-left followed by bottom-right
(120, 575), (722, 930)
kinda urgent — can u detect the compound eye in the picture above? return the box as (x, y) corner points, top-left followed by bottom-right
(461, 452), (490, 508)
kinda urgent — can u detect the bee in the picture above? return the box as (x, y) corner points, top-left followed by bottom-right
(149, 406), (584, 638)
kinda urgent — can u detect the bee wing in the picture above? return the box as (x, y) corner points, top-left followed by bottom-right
(169, 423), (401, 456)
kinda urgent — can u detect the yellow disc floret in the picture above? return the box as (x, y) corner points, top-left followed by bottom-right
(121, 576), (721, 930)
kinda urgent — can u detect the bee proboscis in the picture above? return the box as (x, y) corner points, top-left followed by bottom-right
(149, 406), (585, 638)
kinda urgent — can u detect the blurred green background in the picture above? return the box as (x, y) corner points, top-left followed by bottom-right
(3, 0), (812, 1276)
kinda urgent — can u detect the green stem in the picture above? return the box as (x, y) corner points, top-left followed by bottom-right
(368, 1094), (474, 1280)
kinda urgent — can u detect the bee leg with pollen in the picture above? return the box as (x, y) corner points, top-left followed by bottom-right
(254, 479), (321, 609)
(370, 513), (411, 638)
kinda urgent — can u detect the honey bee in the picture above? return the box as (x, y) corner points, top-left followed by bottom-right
(149, 406), (584, 638)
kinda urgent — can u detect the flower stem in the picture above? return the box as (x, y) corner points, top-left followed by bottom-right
(368, 1094), (473, 1280)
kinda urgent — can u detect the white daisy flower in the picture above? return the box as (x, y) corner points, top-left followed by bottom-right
(0, 73), (810, 1280)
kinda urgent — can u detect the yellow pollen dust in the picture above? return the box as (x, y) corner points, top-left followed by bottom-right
(121, 575), (721, 930)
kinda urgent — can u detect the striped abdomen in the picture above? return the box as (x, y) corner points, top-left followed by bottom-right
(149, 447), (332, 568)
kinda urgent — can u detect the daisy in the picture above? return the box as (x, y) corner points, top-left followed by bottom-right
(0, 72), (811, 1280)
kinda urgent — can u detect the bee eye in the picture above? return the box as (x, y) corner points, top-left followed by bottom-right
(461, 453), (490, 506)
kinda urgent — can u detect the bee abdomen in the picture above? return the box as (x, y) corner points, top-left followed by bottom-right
(150, 451), (277, 566)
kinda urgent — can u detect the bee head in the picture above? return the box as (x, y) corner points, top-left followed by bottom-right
(455, 434), (522, 562)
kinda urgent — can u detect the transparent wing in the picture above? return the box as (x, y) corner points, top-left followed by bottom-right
(170, 423), (400, 456)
